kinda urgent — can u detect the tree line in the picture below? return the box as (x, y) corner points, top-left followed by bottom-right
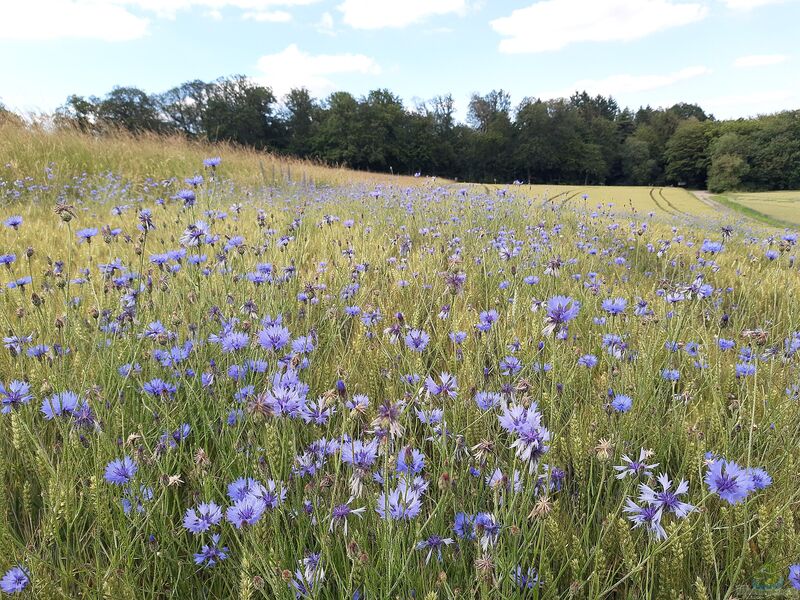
(40, 75), (800, 191)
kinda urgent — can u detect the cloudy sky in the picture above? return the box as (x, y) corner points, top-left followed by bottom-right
(1, 0), (798, 120)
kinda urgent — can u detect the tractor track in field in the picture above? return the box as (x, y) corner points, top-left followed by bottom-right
(657, 188), (686, 215)
(559, 190), (582, 209)
(648, 187), (675, 216)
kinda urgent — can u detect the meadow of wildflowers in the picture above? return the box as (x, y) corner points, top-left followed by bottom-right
(1, 156), (800, 599)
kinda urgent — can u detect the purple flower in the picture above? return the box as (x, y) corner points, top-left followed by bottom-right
(41, 391), (79, 420)
(611, 394), (633, 413)
(183, 502), (223, 534)
(194, 534), (228, 568)
(396, 447), (425, 475)
(258, 324), (291, 351)
(601, 297), (627, 315)
(329, 498), (366, 535)
(404, 329), (430, 352)
(789, 565), (800, 590)
(3, 216), (22, 230)
(0, 566), (29, 594)
(375, 487), (422, 520)
(104, 456), (138, 485)
(614, 449), (658, 479)
(226, 496), (266, 528)
(623, 499), (666, 540)
(1, 380), (32, 414)
(415, 535), (454, 563)
(543, 295), (580, 335)
(425, 372), (457, 398)
(76, 227), (98, 243)
(705, 459), (755, 504)
(638, 473), (694, 518)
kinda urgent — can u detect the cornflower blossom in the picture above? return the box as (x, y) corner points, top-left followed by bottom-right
(329, 498), (366, 535)
(375, 486), (422, 520)
(415, 535), (454, 563)
(194, 534), (228, 568)
(404, 329), (430, 352)
(499, 402), (550, 471)
(41, 390), (79, 419)
(611, 394), (633, 413)
(614, 449), (659, 479)
(601, 297), (627, 315)
(474, 513), (501, 550)
(183, 502), (223, 534)
(1, 380), (32, 413)
(226, 496), (265, 528)
(512, 566), (541, 590)
(104, 456), (138, 485)
(638, 474), (694, 518)
(396, 447), (425, 475)
(789, 565), (800, 590)
(623, 499), (666, 540)
(0, 566), (29, 594)
(425, 372), (457, 398)
(475, 391), (501, 411)
(301, 397), (335, 425)
(705, 459), (756, 504)
(542, 295), (580, 336)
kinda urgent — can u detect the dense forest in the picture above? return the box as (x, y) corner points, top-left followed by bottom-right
(10, 75), (800, 191)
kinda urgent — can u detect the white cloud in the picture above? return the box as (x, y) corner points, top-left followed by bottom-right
(115, 0), (320, 19)
(491, 0), (708, 53)
(721, 0), (789, 10)
(255, 44), (381, 97)
(545, 65), (712, 98)
(0, 1), (149, 41)
(0, 0), (320, 41)
(316, 10), (335, 33)
(337, 0), (467, 29)
(242, 9), (292, 21)
(698, 89), (797, 117)
(734, 54), (788, 67)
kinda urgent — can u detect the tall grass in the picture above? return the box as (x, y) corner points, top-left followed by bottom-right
(0, 140), (799, 599)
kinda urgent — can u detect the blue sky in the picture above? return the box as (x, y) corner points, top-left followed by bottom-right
(2, 0), (798, 120)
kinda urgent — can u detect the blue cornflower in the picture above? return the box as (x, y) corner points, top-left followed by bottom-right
(1, 381), (32, 414)
(76, 227), (98, 243)
(735, 362), (756, 378)
(3, 216), (22, 229)
(425, 372), (457, 398)
(638, 473), (694, 518)
(404, 329), (430, 352)
(0, 565), (29, 594)
(789, 565), (800, 590)
(601, 297), (627, 315)
(203, 157), (221, 168)
(41, 391), (79, 419)
(194, 534), (228, 568)
(258, 324), (291, 351)
(614, 448), (659, 479)
(375, 487), (422, 520)
(226, 496), (265, 528)
(104, 456), (138, 485)
(454, 512), (476, 540)
(475, 391), (501, 411)
(705, 459), (755, 504)
(221, 331), (249, 353)
(662, 369), (680, 382)
(183, 502), (223, 534)
(512, 566), (541, 590)
(623, 499), (666, 540)
(396, 447), (425, 475)
(415, 535), (454, 563)
(543, 295), (580, 335)
(611, 394), (633, 413)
